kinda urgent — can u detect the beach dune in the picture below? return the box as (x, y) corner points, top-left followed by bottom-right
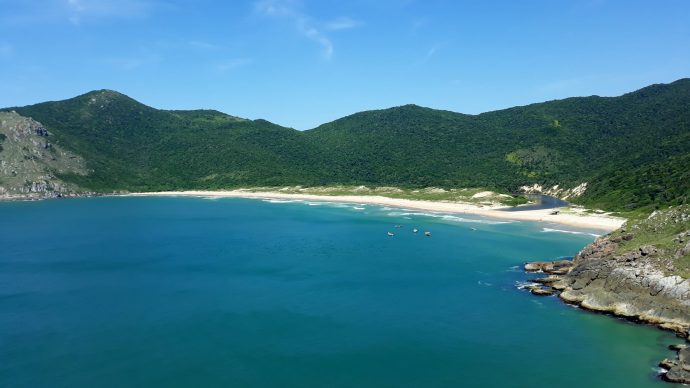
(126, 190), (625, 232)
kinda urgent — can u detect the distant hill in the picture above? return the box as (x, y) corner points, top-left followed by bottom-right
(2, 79), (689, 211)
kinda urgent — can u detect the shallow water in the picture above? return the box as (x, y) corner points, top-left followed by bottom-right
(0, 197), (677, 387)
(502, 194), (570, 212)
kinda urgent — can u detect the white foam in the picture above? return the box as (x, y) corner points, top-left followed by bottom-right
(515, 281), (540, 290)
(541, 228), (601, 238)
(263, 199), (301, 203)
(386, 211), (512, 225)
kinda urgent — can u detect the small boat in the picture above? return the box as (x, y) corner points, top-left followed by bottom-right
(395, 224), (402, 228)
(412, 228), (419, 233)
(424, 231), (431, 237)
(387, 232), (395, 237)
(471, 227), (477, 231)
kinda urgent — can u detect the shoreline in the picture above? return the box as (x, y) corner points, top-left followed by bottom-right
(124, 190), (626, 232)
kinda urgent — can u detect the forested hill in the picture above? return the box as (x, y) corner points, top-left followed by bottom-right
(3, 79), (689, 212)
(307, 78), (690, 210)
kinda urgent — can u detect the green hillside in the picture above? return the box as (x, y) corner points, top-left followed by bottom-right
(305, 79), (690, 210)
(4, 79), (689, 212)
(8, 90), (326, 191)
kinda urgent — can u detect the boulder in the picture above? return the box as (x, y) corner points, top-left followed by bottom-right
(528, 285), (555, 296)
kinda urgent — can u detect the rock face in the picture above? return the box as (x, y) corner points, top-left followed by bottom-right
(661, 346), (690, 384)
(555, 235), (690, 337)
(522, 207), (690, 384)
(0, 111), (89, 200)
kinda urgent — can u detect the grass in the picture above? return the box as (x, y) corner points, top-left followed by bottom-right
(235, 185), (534, 207)
(607, 205), (690, 277)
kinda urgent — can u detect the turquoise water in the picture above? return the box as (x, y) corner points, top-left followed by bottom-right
(0, 197), (678, 387)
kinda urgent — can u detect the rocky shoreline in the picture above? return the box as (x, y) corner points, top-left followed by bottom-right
(523, 228), (690, 384)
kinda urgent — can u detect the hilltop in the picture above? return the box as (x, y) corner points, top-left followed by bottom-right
(1, 79), (689, 212)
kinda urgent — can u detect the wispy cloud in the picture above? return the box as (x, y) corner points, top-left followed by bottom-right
(324, 17), (360, 31)
(215, 58), (253, 73)
(66, 0), (159, 25)
(103, 49), (161, 70)
(255, 0), (356, 60)
(424, 43), (440, 61)
(412, 42), (441, 66)
(188, 40), (221, 50)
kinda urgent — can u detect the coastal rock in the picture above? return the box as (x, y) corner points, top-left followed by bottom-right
(548, 230), (690, 340)
(659, 358), (678, 370)
(532, 275), (562, 285)
(524, 260), (573, 274)
(663, 347), (690, 384)
(523, 206), (690, 384)
(663, 367), (690, 384)
(527, 284), (556, 296)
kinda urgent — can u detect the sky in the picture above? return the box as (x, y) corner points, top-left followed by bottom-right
(1, 0), (689, 130)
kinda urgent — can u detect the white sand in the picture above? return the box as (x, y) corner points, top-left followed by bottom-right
(125, 190), (626, 232)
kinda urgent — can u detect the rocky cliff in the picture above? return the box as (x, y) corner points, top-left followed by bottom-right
(0, 111), (88, 199)
(524, 205), (690, 383)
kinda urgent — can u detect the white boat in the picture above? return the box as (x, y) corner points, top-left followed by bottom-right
(412, 228), (419, 233)
(424, 231), (431, 237)
(387, 232), (395, 237)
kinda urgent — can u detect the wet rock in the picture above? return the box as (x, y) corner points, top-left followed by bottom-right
(663, 347), (690, 384)
(527, 285), (555, 296)
(524, 262), (547, 272)
(532, 275), (562, 285)
(663, 367), (690, 384)
(659, 358), (677, 370)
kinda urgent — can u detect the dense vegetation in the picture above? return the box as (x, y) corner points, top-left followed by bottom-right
(3, 78), (689, 212)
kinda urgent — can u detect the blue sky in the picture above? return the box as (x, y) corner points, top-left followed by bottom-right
(1, 0), (689, 129)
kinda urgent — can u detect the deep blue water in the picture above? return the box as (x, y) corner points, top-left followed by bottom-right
(0, 196), (678, 387)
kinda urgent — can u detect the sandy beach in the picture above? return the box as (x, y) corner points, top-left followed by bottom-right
(126, 190), (626, 232)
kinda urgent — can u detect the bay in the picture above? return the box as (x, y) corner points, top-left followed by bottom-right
(0, 197), (677, 387)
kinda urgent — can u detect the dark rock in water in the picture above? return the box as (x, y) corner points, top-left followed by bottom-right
(680, 347), (690, 368)
(670, 344), (688, 351)
(527, 285), (555, 296)
(663, 366), (690, 384)
(659, 358), (677, 370)
(532, 275), (562, 285)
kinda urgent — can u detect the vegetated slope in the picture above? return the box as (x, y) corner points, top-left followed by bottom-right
(5, 79), (690, 211)
(306, 78), (690, 210)
(9, 90), (327, 191)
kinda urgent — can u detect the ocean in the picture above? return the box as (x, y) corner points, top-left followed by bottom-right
(0, 196), (678, 387)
